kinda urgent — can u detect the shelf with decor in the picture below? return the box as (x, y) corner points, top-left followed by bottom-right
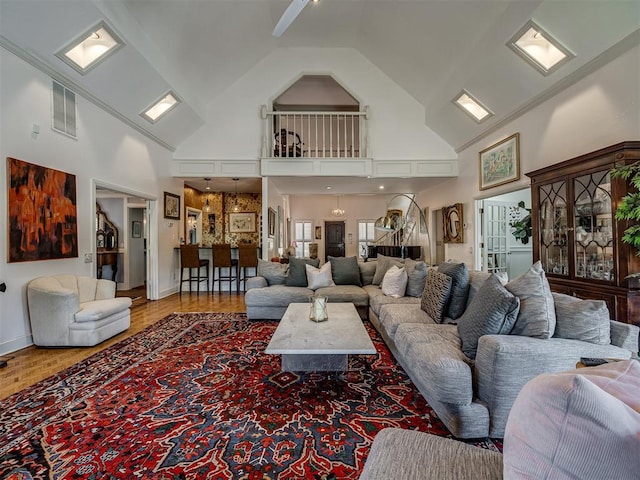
(526, 141), (640, 326)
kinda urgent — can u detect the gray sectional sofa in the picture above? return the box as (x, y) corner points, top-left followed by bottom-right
(245, 256), (640, 439)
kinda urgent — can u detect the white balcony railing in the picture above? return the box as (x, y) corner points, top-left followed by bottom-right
(261, 105), (369, 159)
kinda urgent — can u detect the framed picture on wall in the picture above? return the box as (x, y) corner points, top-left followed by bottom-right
(479, 133), (520, 190)
(132, 221), (142, 238)
(229, 212), (256, 233)
(268, 207), (276, 237)
(164, 192), (181, 219)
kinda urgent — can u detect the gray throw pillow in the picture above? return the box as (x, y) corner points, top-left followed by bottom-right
(328, 256), (361, 285)
(372, 254), (405, 286)
(552, 292), (611, 345)
(257, 259), (288, 286)
(286, 257), (319, 287)
(359, 260), (377, 286)
(457, 274), (520, 359)
(404, 259), (428, 297)
(420, 270), (452, 324)
(438, 262), (470, 319)
(506, 261), (556, 339)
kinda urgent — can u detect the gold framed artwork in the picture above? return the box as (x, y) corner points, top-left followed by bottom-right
(479, 133), (520, 190)
(229, 212), (256, 233)
(164, 192), (180, 219)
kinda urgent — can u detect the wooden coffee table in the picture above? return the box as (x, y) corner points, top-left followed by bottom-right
(265, 302), (376, 372)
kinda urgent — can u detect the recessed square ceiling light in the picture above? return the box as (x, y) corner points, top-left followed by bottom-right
(453, 90), (493, 123)
(508, 20), (574, 76)
(141, 91), (180, 123)
(55, 21), (124, 75)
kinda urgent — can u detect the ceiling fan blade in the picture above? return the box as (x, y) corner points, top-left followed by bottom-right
(272, 0), (311, 37)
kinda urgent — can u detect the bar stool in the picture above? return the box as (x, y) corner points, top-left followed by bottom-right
(179, 245), (209, 294)
(212, 243), (238, 292)
(237, 243), (259, 291)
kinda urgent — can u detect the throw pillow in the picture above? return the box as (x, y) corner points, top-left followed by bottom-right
(372, 254), (405, 286)
(257, 259), (288, 286)
(420, 270), (453, 324)
(286, 257), (320, 287)
(381, 265), (408, 298)
(466, 270), (508, 308)
(328, 256), (361, 285)
(359, 260), (378, 286)
(552, 292), (611, 345)
(306, 262), (335, 290)
(404, 259), (428, 297)
(456, 274), (520, 359)
(503, 361), (640, 479)
(438, 262), (470, 319)
(506, 261), (556, 339)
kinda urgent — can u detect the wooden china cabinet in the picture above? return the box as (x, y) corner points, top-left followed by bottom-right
(526, 141), (640, 326)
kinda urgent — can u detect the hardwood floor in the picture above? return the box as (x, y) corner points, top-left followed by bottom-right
(0, 292), (247, 401)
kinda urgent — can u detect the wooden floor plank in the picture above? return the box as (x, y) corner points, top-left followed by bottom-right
(0, 292), (247, 400)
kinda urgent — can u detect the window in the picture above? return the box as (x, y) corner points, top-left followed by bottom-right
(52, 80), (77, 138)
(358, 220), (376, 258)
(294, 220), (313, 257)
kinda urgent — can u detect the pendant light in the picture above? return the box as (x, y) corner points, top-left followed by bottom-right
(331, 195), (345, 217)
(232, 178), (241, 212)
(202, 177), (212, 213)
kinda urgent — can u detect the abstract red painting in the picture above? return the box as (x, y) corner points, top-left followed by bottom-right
(7, 157), (78, 262)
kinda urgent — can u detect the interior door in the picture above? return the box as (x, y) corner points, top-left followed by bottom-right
(325, 221), (345, 260)
(482, 200), (509, 275)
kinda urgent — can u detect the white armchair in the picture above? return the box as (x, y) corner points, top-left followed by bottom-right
(27, 275), (131, 347)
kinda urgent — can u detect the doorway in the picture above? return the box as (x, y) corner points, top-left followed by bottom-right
(325, 221), (345, 260)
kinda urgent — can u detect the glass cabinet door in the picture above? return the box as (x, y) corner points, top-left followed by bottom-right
(573, 170), (614, 282)
(539, 180), (568, 276)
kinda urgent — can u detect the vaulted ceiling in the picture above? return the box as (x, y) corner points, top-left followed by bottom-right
(1, 0), (638, 156)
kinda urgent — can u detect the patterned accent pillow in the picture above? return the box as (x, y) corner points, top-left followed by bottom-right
(257, 259), (288, 286)
(438, 262), (470, 319)
(372, 254), (405, 286)
(506, 261), (556, 339)
(420, 270), (453, 323)
(456, 274), (520, 359)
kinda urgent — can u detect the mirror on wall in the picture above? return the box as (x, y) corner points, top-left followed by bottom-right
(443, 203), (464, 243)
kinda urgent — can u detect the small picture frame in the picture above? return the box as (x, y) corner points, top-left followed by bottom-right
(132, 221), (142, 238)
(229, 212), (256, 233)
(479, 133), (520, 190)
(164, 192), (181, 219)
(315, 226), (322, 240)
(268, 208), (276, 237)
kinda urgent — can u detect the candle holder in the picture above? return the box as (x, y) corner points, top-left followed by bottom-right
(309, 295), (328, 322)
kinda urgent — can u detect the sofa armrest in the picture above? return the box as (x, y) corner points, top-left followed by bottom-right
(27, 282), (80, 346)
(246, 276), (268, 290)
(475, 334), (633, 437)
(610, 320), (639, 352)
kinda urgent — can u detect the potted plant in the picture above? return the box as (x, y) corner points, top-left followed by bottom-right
(610, 161), (640, 278)
(509, 201), (532, 245)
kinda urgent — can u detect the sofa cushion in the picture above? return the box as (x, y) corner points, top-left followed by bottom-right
(286, 257), (320, 287)
(329, 256), (361, 286)
(420, 270), (452, 324)
(75, 298), (132, 323)
(503, 360), (640, 479)
(552, 292), (611, 345)
(381, 265), (408, 298)
(257, 259), (288, 286)
(244, 285), (313, 306)
(369, 288), (421, 317)
(359, 260), (378, 286)
(438, 262), (470, 319)
(373, 254), (404, 286)
(306, 262), (335, 290)
(457, 274), (520, 359)
(379, 303), (434, 340)
(404, 259), (428, 297)
(315, 285), (369, 306)
(506, 261), (556, 339)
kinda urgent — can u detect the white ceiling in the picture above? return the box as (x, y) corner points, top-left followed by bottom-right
(1, 0), (638, 194)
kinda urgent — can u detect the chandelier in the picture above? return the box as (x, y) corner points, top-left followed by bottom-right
(202, 177), (212, 213)
(331, 195), (345, 217)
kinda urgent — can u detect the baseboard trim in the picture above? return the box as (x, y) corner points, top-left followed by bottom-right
(0, 334), (33, 356)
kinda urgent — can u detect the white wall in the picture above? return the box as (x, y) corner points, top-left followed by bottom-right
(418, 43), (640, 266)
(0, 49), (180, 355)
(175, 48), (456, 162)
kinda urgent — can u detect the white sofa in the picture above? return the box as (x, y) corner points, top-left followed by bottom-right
(27, 275), (131, 346)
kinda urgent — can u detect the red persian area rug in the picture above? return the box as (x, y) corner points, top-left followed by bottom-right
(0, 313), (502, 479)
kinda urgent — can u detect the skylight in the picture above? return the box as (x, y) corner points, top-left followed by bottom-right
(141, 92), (180, 123)
(453, 90), (493, 123)
(508, 20), (574, 76)
(56, 21), (124, 75)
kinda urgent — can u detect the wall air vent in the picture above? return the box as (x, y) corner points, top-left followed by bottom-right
(52, 80), (77, 138)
